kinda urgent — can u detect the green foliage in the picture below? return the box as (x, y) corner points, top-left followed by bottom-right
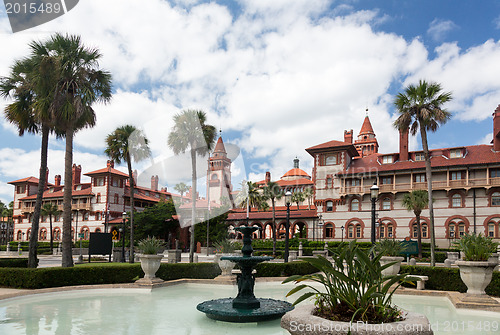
(255, 261), (317, 277)
(375, 239), (407, 257)
(0, 258), (28, 268)
(213, 239), (240, 253)
(194, 213), (229, 246)
(453, 233), (499, 261)
(134, 200), (179, 241)
(137, 236), (165, 254)
(283, 241), (414, 323)
(0, 263), (221, 289)
(418, 252), (447, 263)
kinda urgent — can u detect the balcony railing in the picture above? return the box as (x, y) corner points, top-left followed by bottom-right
(341, 177), (500, 195)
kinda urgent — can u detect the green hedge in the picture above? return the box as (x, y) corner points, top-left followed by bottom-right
(255, 261), (318, 277)
(0, 258), (28, 268)
(401, 265), (500, 297)
(0, 262), (221, 289)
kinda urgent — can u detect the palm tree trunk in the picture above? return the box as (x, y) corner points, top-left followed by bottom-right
(415, 212), (422, 258)
(189, 148), (197, 263)
(61, 128), (74, 267)
(127, 152), (135, 263)
(49, 215), (53, 253)
(28, 125), (49, 268)
(420, 124), (436, 266)
(272, 197), (276, 257)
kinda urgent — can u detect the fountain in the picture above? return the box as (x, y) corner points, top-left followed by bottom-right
(197, 226), (294, 322)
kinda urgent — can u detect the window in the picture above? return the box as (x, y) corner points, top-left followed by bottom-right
(387, 225), (393, 238)
(356, 226), (361, 238)
(95, 212), (100, 221)
(96, 194), (101, 203)
(382, 197), (391, 210)
(326, 201), (334, 212)
(39, 228), (47, 240)
(451, 171), (462, 180)
(412, 224), (418, 239)
(458, 223), (465, 237)
(382, 155), (393, 164)
(491, 192), (500, 206)
(325, 154), (339, 165)
(114, 194), (119, 204)
(83, 212), (89, 221)
(488, 222), (495, 237)
(412, 223), (428, 239)
(422, 224), (428, 238)
(414, 152), (425, 161)
(380, 225), (385, 238)
(490, 169), (500, 178)
(450, 149), (462, 158)
(348, 226), (354, 238)
(326, 178), (332, 188)
(95, 177), (105, 186)
(414, 174), (426, 183)
(82, 227), (90, 240)
(16, 185), (26, 194)
(451, 194), (462, 208)
(381, 177), (392, 185)
(325, 223), (334, 238)
(112, 178), (119, 187)
(349, 179), (361, 186)
(350, 198), (359, 211)
(449, 224), (456, 238)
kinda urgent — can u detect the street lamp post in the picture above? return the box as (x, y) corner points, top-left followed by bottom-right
(121, 211), (127, 262)
(284, 191), (292, 263)
(317, 214), (324, 242)
(341, 226), (345, 243)
(370, 183), (379, 247)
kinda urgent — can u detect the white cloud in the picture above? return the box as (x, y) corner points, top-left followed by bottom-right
(478, 132), (493, 145)
(427, 18), (458, 41)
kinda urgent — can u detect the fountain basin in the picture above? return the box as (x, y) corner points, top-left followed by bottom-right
(196, 297), (294, 323)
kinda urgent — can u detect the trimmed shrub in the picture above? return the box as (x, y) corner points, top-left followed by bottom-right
(401, 265), (500, 297)
(0, 258), (28, 268)
(255, 261), (317, 277)
(156, 263), (220, 280)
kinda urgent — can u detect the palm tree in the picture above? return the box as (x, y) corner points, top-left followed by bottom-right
(105, 125), (151, 263)
(41, 203), (61, 253)
(262, 181), (282, 257)
(0, 39), (63, 267)
(236, 181), (264, 211)
(174, 182), (190, 204)
(303, 187), (314, 210)
(402, 190), (429, 258)
(291, 191), (305, 210)
(393, 79), (452, 266)
(38, 33), (112, 267)
(168, 109), (216, 263)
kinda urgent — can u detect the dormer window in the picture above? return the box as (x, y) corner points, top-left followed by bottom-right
(382, 155), (393, 164)
(324, 154), (339, 165)
(450, 149), (463, 158)
(415, 152), (425, 161)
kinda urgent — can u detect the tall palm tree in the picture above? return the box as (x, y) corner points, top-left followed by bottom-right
(105, 125), (151, 263)
(41, 203), (61, 253)
(37, 33), (112, 267)
(303, 187), (314, 210)
(402, 190), (429, 258)
(393, 80), (452, 266)
(291, 191), (305, 210)
(174, 182), (190, 204)
(262, 181), (282, 257)
(168, 109), (216, 263)
(236, 181), (264, 211)
(0, 40), (63, 267)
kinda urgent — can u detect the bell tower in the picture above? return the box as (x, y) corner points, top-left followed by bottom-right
(354, 109), (379, 157)
(207, 135), (233, 206)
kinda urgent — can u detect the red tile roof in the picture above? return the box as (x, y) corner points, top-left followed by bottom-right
(227, 206), (317, 221)
(306, 140), (359, 157)
(20, 185), (94, 200)
(255, 178), (313, 186)
(213, 136), (226, 153)
(179, 199), (221, 209)
(359, 116), (375, 135)
(282, 168), (310, 178)
(341, 144), (500, 176)
(8, 176), (53, 186)
(84, 167), (129, 178)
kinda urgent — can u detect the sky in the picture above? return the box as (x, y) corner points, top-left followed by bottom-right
(1, 0), (500, 204)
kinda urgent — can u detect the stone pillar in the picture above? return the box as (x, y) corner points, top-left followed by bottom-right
(298, 242), (303, 257)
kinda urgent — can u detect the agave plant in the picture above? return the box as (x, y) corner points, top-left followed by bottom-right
(453, 233), (498, 261)
(214, 239), (239, 254)
(375, 239), (407, 257)
(283, 241), (415, 323)
(137, 236), (165, 255)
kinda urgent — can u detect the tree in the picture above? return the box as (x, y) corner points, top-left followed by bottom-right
(262, 181), (282, 257)
(38, 34), (112, 267)
(194, 212), (229, 247)
(393, 80), (452, 266)
(291, 191), (305, 210)
(40, 203), (61, 253)
(236, 181), (264, 211)
(0, 39), (63, 267)
(105, 125), (151, 263)
(167, 109), (216, 263)
(402, 190), (429, 258)
(303, 187), (314, 210)
(134, 200), (179, 244)
(174, 182), (190, 204)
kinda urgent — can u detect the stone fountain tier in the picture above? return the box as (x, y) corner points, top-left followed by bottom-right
(197, 225), (294, 323)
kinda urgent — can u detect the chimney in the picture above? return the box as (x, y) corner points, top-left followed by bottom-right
(265, 171), (271, 183)
(151, 175), (159, 191)
(293, 157), (300, 169)
(133, 169), (138, 186)
(55, 175), (61, 187)
(72, 164), (81, 185)
(107, 160), (114, 168)
(399, 129), (409, 161)
(494, 105), (500, 151)
(344, 129), (353, 144)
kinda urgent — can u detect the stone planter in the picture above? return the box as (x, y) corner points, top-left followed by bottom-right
(281, 304), (433, 335)
(455, 260), (497, 295)
(216, 253), (236, 276)
(136, 254), (164, 285)
(380, 256), (405, 277)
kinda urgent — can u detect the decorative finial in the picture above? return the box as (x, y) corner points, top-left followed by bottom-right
(366, 107), (369, 116)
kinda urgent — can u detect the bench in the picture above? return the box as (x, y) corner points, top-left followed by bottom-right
(411, 275), (428, 290)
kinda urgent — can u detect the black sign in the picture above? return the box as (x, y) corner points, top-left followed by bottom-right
(400, 239), (419, 255)
(89, 233), (112, 262)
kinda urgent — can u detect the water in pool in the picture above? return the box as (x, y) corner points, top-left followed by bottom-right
(0, 283), (498, 335)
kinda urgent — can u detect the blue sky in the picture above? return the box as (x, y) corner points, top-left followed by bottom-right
(1, 0), (500, 204)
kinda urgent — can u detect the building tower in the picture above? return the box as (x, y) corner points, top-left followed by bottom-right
(354, 111), (379, 157)
(207, 136), (233, 206)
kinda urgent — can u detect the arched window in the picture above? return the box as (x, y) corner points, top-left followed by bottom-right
(382, 198), (391, 210)
(325, 223), (334, 238)
(448, 220), (467, 238)
(82, 227), (90, 240)
(379, 224), (385, 238)
(488, 222), (495, 237)
(348, 225), (354, 238)
(264, 224), (272, 239)
(491, 192), (500, 206)
(96, 194), (101, 203)
(350, 198), (359, 211)
(39, 228), (47, 240)
(95, 212), (100, 221)
(53, 228), (61, 241)
(326, 201), (334, 212)
(95, 228), (101, 233)
(17, 230), (22, 240)
(387, 224), (393, 238)
(422, 223), (428, 238)
(451, 193), (462, 208)
(83, 212), (89, 221)
(114, 194), (119, 204)
(356, 226), (361, 238)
